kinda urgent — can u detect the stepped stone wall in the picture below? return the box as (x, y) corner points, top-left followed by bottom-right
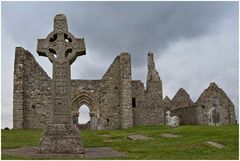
(13, 47), (236, 129)
(13, 47), (52, 129)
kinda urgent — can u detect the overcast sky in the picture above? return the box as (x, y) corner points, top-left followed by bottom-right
(1, 1), (239, 128)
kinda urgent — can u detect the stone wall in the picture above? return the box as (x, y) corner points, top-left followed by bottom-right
(71, 79), (103, 129)
(130, 53), (168, 126)
(13, 47), (52, 129)
(161, 96), (172, 124)
(145, 52), (164, 125)
(171, 88), (193, 110)
(195, 82), (236, 125)
(13, 50), (135, 130)
(171, 105), (197, 125)
(101, 55), (122, 129)
(13, 47), (236, 129)
(132, 80), (147, 125)
(13, 47), (26, 129)
(119, 53), (133, 128)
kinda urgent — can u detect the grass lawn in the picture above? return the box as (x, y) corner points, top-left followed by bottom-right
(1, 125), (239, 160)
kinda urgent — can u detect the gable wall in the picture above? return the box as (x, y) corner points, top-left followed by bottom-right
(13, 47), (52, 129)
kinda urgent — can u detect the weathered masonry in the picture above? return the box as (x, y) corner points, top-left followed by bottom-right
(13, 15), (236, 130)
(36, 14), (85, 153)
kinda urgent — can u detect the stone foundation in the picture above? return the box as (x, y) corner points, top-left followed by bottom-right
(38, 124), (84, 154)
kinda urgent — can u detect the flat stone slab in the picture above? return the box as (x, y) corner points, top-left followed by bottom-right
(161, 133), (181, 138)
(206, 141), (225, 149)
(127, 134), (153, 141)
(2, 146), (125, 159)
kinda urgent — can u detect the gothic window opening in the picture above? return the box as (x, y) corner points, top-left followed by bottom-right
(78, 104), (90, 124)
(132, 97), (136, 107)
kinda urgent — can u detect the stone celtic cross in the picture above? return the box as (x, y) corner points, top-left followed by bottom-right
(37, 14), (85, 154)
(37, 14), (86, 124)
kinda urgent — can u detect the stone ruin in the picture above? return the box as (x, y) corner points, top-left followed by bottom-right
(13, 14), (236, 132)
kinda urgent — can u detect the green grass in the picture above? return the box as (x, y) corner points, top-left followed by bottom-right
(1, 125), (239, 160)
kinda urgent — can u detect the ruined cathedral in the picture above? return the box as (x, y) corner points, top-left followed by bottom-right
(13, 16), (236, 130)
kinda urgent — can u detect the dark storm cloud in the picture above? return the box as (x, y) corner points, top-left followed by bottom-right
(1, 1), (238, 128)
(2, 1), (237, 67)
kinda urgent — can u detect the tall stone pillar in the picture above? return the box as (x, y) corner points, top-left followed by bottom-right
(119, 53), (133, 128)
(37, 14), (86, 154)
(145, 52), (164, 125)
(72, 112), (79, 125)
(89, 112), (98, 131)
(146, 52), (163, 107)
(13, 47), (26, 129)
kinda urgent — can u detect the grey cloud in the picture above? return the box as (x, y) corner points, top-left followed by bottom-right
(2, 1), (238, 67)
(1, 2), (238, 128)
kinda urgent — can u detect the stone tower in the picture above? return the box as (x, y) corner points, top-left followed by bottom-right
(146, 52), (163, 108)
(144, 52), (164, 125)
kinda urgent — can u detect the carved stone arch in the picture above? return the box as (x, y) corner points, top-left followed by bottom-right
(71, 92), (100, 131)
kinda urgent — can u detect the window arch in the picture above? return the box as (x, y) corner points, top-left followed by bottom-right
(78, 104), (90, 124)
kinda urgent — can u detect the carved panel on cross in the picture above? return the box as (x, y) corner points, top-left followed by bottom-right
(37, 14), (86, 125)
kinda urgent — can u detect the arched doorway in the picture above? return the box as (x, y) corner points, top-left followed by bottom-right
(208, 107), (220, 125)
(78, 105), (90, 124)
(72, 92), (99, 131)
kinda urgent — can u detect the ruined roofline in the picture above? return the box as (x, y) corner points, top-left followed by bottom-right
(147, 51), (161, 82)
(171, 88), (194, 109)
(163, 96), (172, 102)
(172, 88), (193, 102)
(15, 47), (51, 80)
(160, 96), (172, 106)
(101, 52), (131, 80)
(196, 82), (219, 103)
(195, 82), (234, 106)
(102, 54), (120, 79)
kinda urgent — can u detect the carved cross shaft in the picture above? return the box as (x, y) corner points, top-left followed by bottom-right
(37, 14), (86, 124)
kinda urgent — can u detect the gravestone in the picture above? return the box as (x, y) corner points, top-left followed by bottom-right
(170, 116), (180, 128)
(37, 14), (86, 153)
(206, 141), (225, 149)
(165, 111), (180, 127)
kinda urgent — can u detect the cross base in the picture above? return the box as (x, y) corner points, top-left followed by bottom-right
(38, 124), (84, 154)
